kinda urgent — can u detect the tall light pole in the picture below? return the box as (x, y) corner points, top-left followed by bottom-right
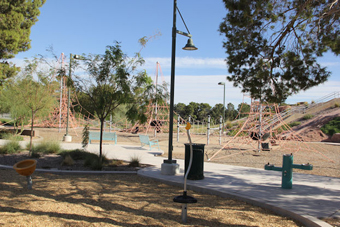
(161, 0), (198, 175)
(218, 82), (225, 134)
(63, 54), (85, 142)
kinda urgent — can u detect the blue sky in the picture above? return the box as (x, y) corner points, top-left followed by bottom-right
(12, 0), (340, 107)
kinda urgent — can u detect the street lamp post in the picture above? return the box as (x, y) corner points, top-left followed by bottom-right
(218, 82), (226, 134)
(161, 0), (197, 175)
(63, 54), (84, 142)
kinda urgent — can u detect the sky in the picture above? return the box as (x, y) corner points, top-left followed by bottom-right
(11, 0), (340, 107)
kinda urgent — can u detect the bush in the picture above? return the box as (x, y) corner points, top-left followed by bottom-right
(1, 133), (23, 141)
(276, 125), (290, 134)
(321, 117), (340, 136)
(84, 155), (105, 170)
(59, 149), (92, 160)
(0, 140), (21, 154)
(225, 121), (233, 129)
(61, 154), (74, 166)
(129, 155), (141, 167)
(334, 103), (340, 108)
(30, 141), (61, 154)
(302, 114), (314, 120)
(288, 121), (301, 127)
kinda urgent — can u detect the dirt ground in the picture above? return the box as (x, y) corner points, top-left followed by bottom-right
(1, 170), (303, 227)
(1, 128), (339, 226)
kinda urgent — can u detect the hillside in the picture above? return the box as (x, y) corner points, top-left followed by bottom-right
(288, 105), (340, 142)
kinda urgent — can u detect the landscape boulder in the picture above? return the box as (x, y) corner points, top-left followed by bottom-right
(330, 133), (340, 142)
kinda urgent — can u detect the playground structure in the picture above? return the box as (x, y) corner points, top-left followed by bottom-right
(205, 94), (338, 165)
(37, 53), (90, 132)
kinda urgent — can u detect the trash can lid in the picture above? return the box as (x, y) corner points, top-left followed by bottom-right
(184, 143), (205, 146)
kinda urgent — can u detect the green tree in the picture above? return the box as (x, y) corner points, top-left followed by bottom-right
(1, 58), (58, 154)
(219, 0), (338, 103)
(237, 103), (250, 118)
(174, 102), (187, 119)
(0, 0), (46, 82)
(226, 102), (237, 120)
(210, 103), (224, 122)
(185, 102), (197, 121)
(196, 103), (212, 121)
(74, 42), (166, 161)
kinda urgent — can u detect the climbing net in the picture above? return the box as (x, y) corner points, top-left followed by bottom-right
(206, 98), (336, 165)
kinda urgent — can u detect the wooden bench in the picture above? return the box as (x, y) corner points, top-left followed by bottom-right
(139, 135), (160, 151)
(89, 131), (117, 144)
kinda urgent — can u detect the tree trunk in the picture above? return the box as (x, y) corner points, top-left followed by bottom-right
(29, 110), (34, 156)
(99, 119), (104, 162)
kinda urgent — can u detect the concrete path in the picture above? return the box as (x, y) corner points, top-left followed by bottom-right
(2, 140), (339, 226)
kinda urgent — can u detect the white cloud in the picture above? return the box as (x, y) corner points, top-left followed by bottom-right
(157, 74), (340, 107)
(144, 57), (226, 70)
(320, 62), (340, 67)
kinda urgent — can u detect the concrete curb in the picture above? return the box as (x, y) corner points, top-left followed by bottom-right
(0, 164), (137, 174)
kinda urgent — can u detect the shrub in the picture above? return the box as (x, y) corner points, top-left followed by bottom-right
(225, 121), (232, 129)
(0, 140), (21, 154)
(276, 125), (290, 134)
(321, 117), (340, 136)
(59, 149), (92, 160)
(61, 154), (74, 166)
(31, 141), (61, 154)
(84, 155), (105, 170)
(302, 114), (314, 120)
(129, 155), (141, 167)
(78, 151), (107, 170)
(334, 103), (340, 108)
(288, 121), (301, 127)
(1, 133), (23, 141)
(89, 158), (103, 170)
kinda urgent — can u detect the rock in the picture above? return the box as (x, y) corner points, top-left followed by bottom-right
(330, 133), (340, 142)
(61, 154), (74, 166)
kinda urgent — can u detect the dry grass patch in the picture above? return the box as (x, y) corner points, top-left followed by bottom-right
(0, 169), (300, 226)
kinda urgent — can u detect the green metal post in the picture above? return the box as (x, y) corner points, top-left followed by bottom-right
(281, 154), (293, 189)
(264, 154), (313, 189)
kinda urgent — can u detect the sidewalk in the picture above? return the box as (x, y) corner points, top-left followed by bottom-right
(2, 141), (340, 226)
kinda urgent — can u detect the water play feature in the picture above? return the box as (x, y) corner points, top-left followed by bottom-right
(13, 159), (37, 189)
(265, 154), (313, 189)
(173, 123), (197, 223)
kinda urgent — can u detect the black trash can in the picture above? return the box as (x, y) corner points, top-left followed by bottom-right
(184, 143), (205, 180)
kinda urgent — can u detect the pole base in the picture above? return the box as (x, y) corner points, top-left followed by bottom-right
(161, 162), (180, 175)
(63, 135), (72, 142)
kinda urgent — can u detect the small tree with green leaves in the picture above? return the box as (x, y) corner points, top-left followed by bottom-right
(0, 58), (58, 155)
(74, 42), (167, 161)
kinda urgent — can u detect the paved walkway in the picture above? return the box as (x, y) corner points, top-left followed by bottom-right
(2, 141), (339, 227)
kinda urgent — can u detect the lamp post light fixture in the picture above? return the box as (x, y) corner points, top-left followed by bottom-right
(63, 53), (85, 142)
(161, 0), (198, 175)
(218, 82), (226, 134)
